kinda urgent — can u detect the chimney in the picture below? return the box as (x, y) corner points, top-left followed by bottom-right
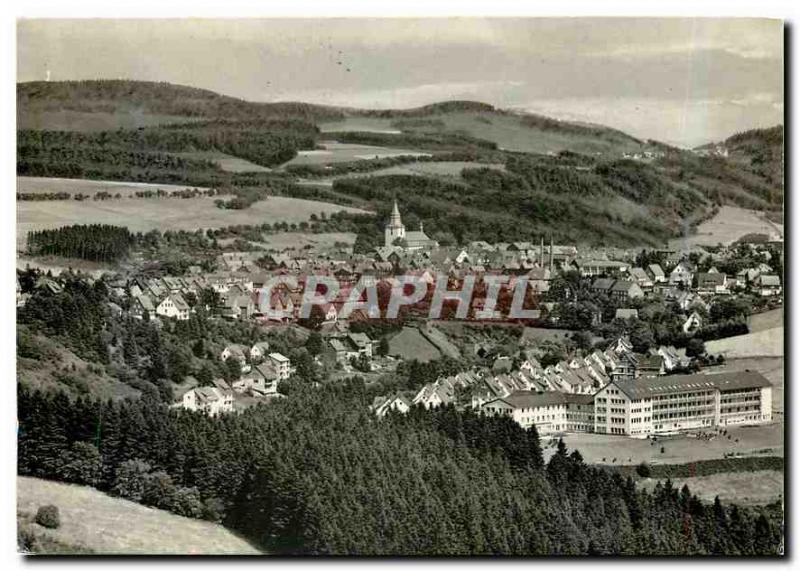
(549, 235), (554, 272)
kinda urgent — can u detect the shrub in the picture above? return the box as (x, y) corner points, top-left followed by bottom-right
(112, 459), (151, 501)
(636, 462), (652, 478)
(56, 442), (102, 486)
(35, 505), (61, 529)
(172, 486), (204, 519)
(141, 471), (177, 511)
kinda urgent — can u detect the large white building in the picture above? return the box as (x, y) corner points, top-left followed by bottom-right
(481, 391), (595, 435)
(480, 370), (772, 438)
(594, 370), (772, 437)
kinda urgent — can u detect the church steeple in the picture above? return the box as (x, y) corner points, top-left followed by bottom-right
(385, 199), (406, 247)
(389, 200), (403, 228)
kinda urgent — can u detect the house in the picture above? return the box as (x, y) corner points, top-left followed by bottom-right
(156, 293), (190, 321)
(181, 386), (234, 417)
(572, 259), (629, 277)
(682, 311), (703, 335)
(629, 267), (654, 289)
(656, 346), (689, 372)
(268, 352), (291, 380)
(696, 272), (728, 295)
(609, 280), (644, 300)
(373, 393), (412, 417)
(591, 278), (616, 295)
(250, 362), (280, 392)
(647, 264), (666, 283)
(669, 262), (694, 286)
(221, 294), (255, 320)
(250, 341), (271, 362)
(754, 274), (781, 297)
(221, 344), (249, 372)
(131, 294), (156, 319)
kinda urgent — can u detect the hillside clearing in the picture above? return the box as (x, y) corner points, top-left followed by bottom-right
(17, 109), (200, 132)
(638, 470), (783, 506)
(18, 176), (209, 195)
(17, 178), (371, 248)
(387, 327), (442, 362)
(281, 141), (432, 167)
(170, 151), (272, 173)
(704, 327), (783, 359)
(669, 206), (784, 249)
(17, 476), (261, 555)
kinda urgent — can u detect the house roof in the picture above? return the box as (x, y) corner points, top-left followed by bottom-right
(611, 370), (771, 399)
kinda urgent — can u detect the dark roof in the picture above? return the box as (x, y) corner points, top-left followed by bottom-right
(487, 391), (594, 409)
(612, 370), (771, 399)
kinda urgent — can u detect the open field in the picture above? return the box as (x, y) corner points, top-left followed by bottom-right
(388, 327), (442, 362)
(639, 470), (783, 506)
(217, 231), (357, 252)
(669, 206), (784, 249)
(319, 118), (402, 134)
(17, 178), (371, 248)
(319, 113), (644, 156)
(545, 422), (783, 467)
(18, 176), (209, 195)
(171, 151), (272, 173)
(339, 161), (506, 180)
(748, 308), (784, 333)
(705, 327), (783, 358)
(281, 141), (432, 167)
(17, 476), (261, 555)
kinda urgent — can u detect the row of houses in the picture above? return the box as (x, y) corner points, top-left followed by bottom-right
(375, 338), (691, 419)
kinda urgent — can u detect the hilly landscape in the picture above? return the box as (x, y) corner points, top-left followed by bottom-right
(17, 80), (784, 247)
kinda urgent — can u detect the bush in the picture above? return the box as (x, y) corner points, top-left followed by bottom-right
(172, 486), (204, 519)
(636, 462), (652, 478)
(112, 459), (151, 501)
(56, 442), (102, 486)
(35, 505), (61, 529)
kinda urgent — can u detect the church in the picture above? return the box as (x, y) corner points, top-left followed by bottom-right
(384, 200), (438, 251)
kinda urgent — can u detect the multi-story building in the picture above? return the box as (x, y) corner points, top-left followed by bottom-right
(268, 352), (291, 380)
(594, 371), (772, 437)
(480, 391), (595, 435)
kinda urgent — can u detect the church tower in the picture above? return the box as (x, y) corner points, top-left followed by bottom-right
(385, 200), (406, 247)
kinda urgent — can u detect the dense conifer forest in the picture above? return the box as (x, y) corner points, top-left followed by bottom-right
(17, 383), (783, 555)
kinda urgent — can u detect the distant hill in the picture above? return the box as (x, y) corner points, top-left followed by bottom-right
(16, 80), (784, 246)
(17, 80), (346, 130)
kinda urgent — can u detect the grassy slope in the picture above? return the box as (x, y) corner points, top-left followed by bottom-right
(17, 476), (261, 555)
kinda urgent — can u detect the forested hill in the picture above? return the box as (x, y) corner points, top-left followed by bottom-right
(17, 80), (784, 246)
(723, 126), (784, 192)
(17, 80), (347, 127)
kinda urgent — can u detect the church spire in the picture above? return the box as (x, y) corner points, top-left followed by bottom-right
(389, 199), (403, 228)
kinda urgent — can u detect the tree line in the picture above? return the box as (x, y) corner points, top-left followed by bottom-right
(27, 225), (134, 262)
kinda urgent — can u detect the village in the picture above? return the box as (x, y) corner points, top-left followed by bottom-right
(16, 200), (783, 438)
